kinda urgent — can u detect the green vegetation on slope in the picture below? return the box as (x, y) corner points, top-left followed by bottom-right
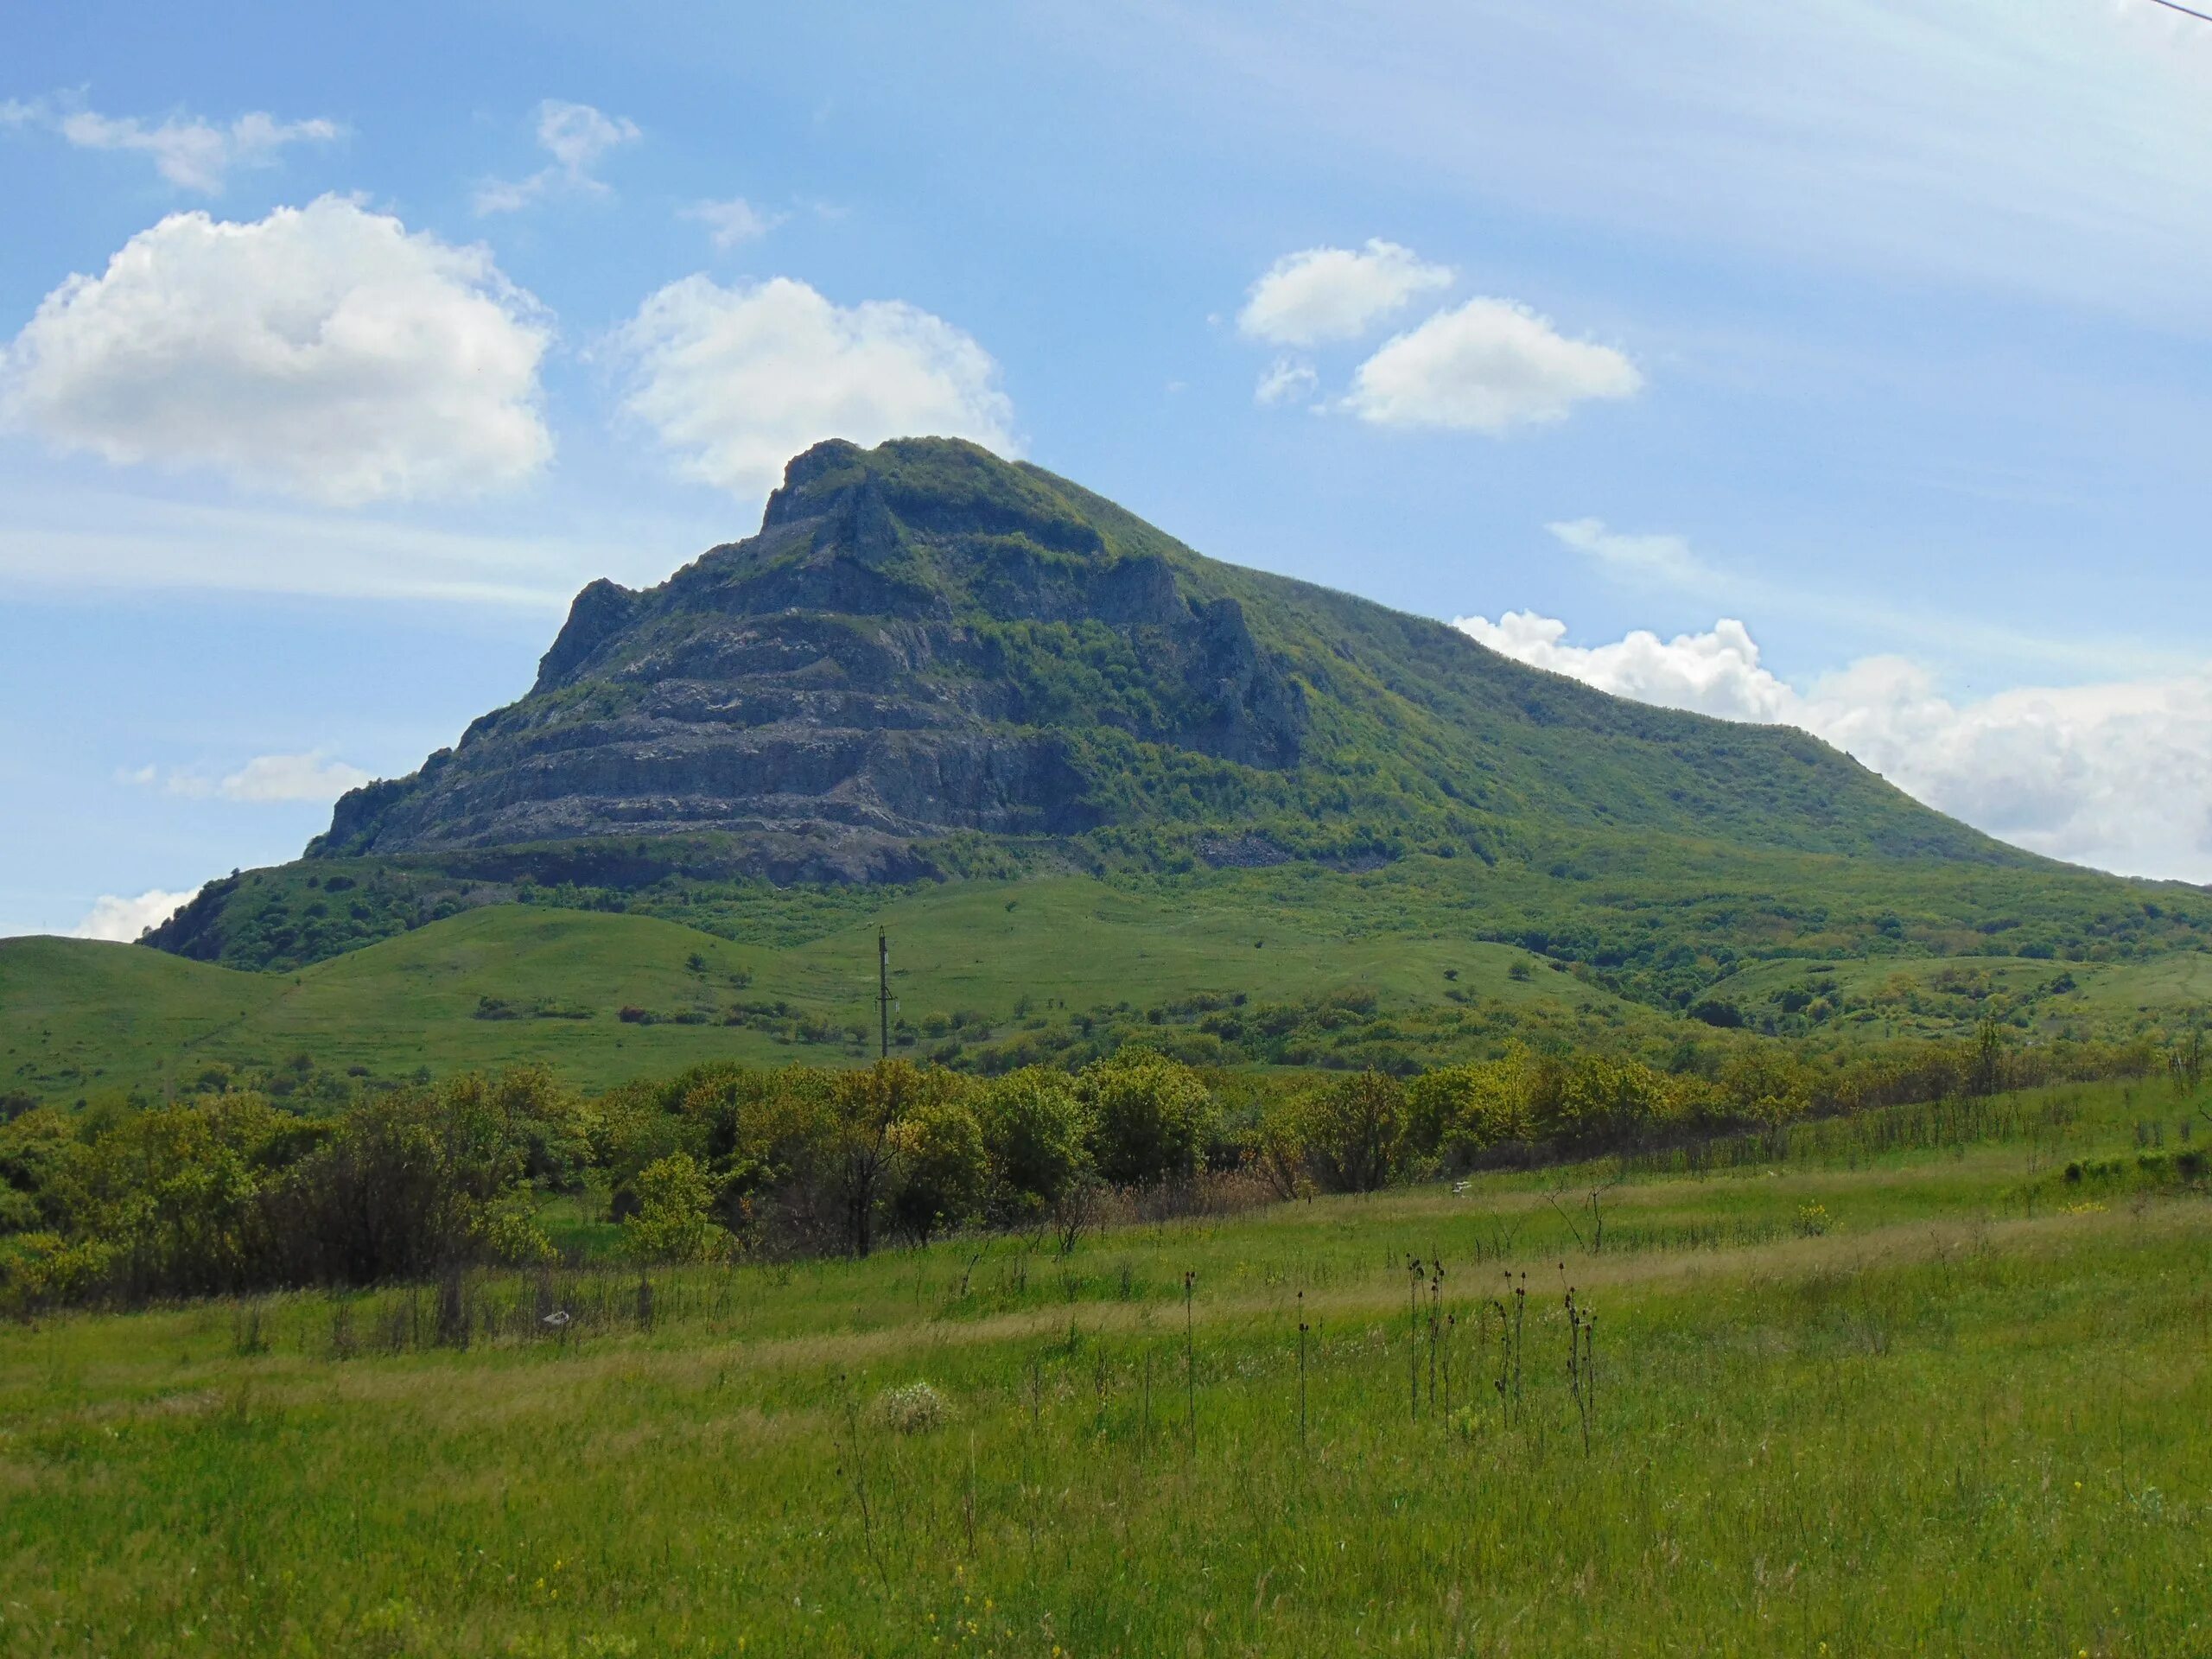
(3, 888), (1676, 1107)
(3, 1076), (2207, 1656)
(320, 437), (2029, 870)
(138, 832), (2212, 1017)
(12, 866), (2211, 1112)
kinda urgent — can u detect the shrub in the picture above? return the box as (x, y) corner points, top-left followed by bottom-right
(1076, 1049), (1213, 1186)
(1272, 1071), (1408, 1193)
(811, 1061), (971, 1256)
(471, 1189), (557, 1266)
(1407, 1052), (1541, 1164)
(976, 1067), (1090, 1214)
(874, 1380), (951, 1434)
(621, 1152), (732, 1263)
(1719, 1046), (1815, 1127)
(888, 1092), (988, 1243)
(1541, 1055), (1673, 1146)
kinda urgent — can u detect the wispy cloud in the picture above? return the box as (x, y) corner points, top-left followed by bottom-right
(0, 486), (682, 608)
(475, 99), (640, 214)
(122, 751), (372, 804)
(1546, 518), (1712, 588)
(3, 95), (340, 192)
(1133, 0), (2212, 333)
(1253, 358), (1318, 406)
(683, 195), (784, 248)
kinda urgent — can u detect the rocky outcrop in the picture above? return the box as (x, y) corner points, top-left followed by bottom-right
(308, 435), (2019, 889)
(315, 438), (1307, 873)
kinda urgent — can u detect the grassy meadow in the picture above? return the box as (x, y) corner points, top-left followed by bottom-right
(3, 1076), (2206, 1656)
(11, 864), (2212, 1110)
(3, 881), (1662, 1105)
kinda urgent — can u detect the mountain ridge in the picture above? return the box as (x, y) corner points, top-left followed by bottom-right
(302, 435), (2027, 881)
(140, 436), (2212, 1001)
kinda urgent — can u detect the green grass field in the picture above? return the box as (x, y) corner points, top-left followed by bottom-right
(3, 880), (1667, 1103)
(3, 1076), (2205, 1656)
(13, 867), (2212, 1110)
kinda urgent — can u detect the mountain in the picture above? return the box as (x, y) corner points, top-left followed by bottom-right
(304, 436), (2015, 880)
(141, 438), (2207, 1007)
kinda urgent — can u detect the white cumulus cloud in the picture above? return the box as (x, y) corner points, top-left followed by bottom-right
(56, 105), (340, 193)
(475, 99), (639, 213)
(1454, 608), (2212, 882)
(123, 750), (373, 803)
(1238, 239), (1452, 346)
(613, 274), (1017, 503)
(683, 196), (782, 248)
(1, 195), (553, 505)
(1347, 298), (1642, 433)
(1458, 610), (1794, 722)
(70, 887), (198, 943)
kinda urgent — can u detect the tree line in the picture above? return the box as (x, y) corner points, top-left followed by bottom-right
(0, 1025), (2163, 1313)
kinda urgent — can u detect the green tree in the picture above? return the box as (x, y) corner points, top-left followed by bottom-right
(976, 1067), (1091, 1215)
(1406, 1050), (1543, 1164)
(622, 1152), (730, 1263)
(1540, 1055), (1671, 1147)
(1076, 1049), (1212, 1186)
(1283, 1071), (1408, 1193)
(1719, 1046), (1815, 1127)
(889, 1092), (988, 1244)
(820, 1061), (964, 1256)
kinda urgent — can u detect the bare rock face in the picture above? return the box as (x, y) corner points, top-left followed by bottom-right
(315, 438), (1308, 878)
(310, 435), (2024, 892)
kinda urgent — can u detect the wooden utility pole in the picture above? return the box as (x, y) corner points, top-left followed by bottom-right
(877, 928), (890, 1059)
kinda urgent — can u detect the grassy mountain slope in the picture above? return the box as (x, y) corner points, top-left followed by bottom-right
(9, 883), (1671, 1105)
(11, 866), (2209, 1110)
(137, 829), (2212, 1013)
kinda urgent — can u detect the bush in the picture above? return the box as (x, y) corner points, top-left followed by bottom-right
(1406, 1052), (1540, 1164)
(1719, 1046), (1815, 1126)
(889, 1092), (988, 1243)
(976, 1067), (1090, 1215)
(874, 1380), (951, 1434)
(1268, 1071), (1408, 1194)
(622, 1153), (732, 1262)
(1540, 1055), (1673, 1147)
(1076, 1049), (1213, 1186)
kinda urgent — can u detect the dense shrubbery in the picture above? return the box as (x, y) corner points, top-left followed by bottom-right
(0, 1066), (588, 1309)
(0, 1023), (2168, 1313)
(1255, 1027), (2163, 1196)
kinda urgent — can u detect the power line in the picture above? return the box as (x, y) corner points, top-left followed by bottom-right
(2147, 0), (2212, 24)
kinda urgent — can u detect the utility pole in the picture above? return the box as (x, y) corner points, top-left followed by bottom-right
(877, 927), (890, 1060)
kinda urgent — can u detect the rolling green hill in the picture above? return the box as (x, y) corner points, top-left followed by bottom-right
(9, 864), (2209, 1111)
(8, 879), (1688, 1105)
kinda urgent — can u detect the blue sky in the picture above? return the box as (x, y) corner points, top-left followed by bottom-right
(5, 0), (2212, 938)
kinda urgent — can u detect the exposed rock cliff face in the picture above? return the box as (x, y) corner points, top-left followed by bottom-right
(316, 439), (1309, 881)
(313, 435), (2024, 886)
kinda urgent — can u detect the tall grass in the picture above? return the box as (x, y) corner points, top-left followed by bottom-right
(1, 1077), (2205, 1656)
